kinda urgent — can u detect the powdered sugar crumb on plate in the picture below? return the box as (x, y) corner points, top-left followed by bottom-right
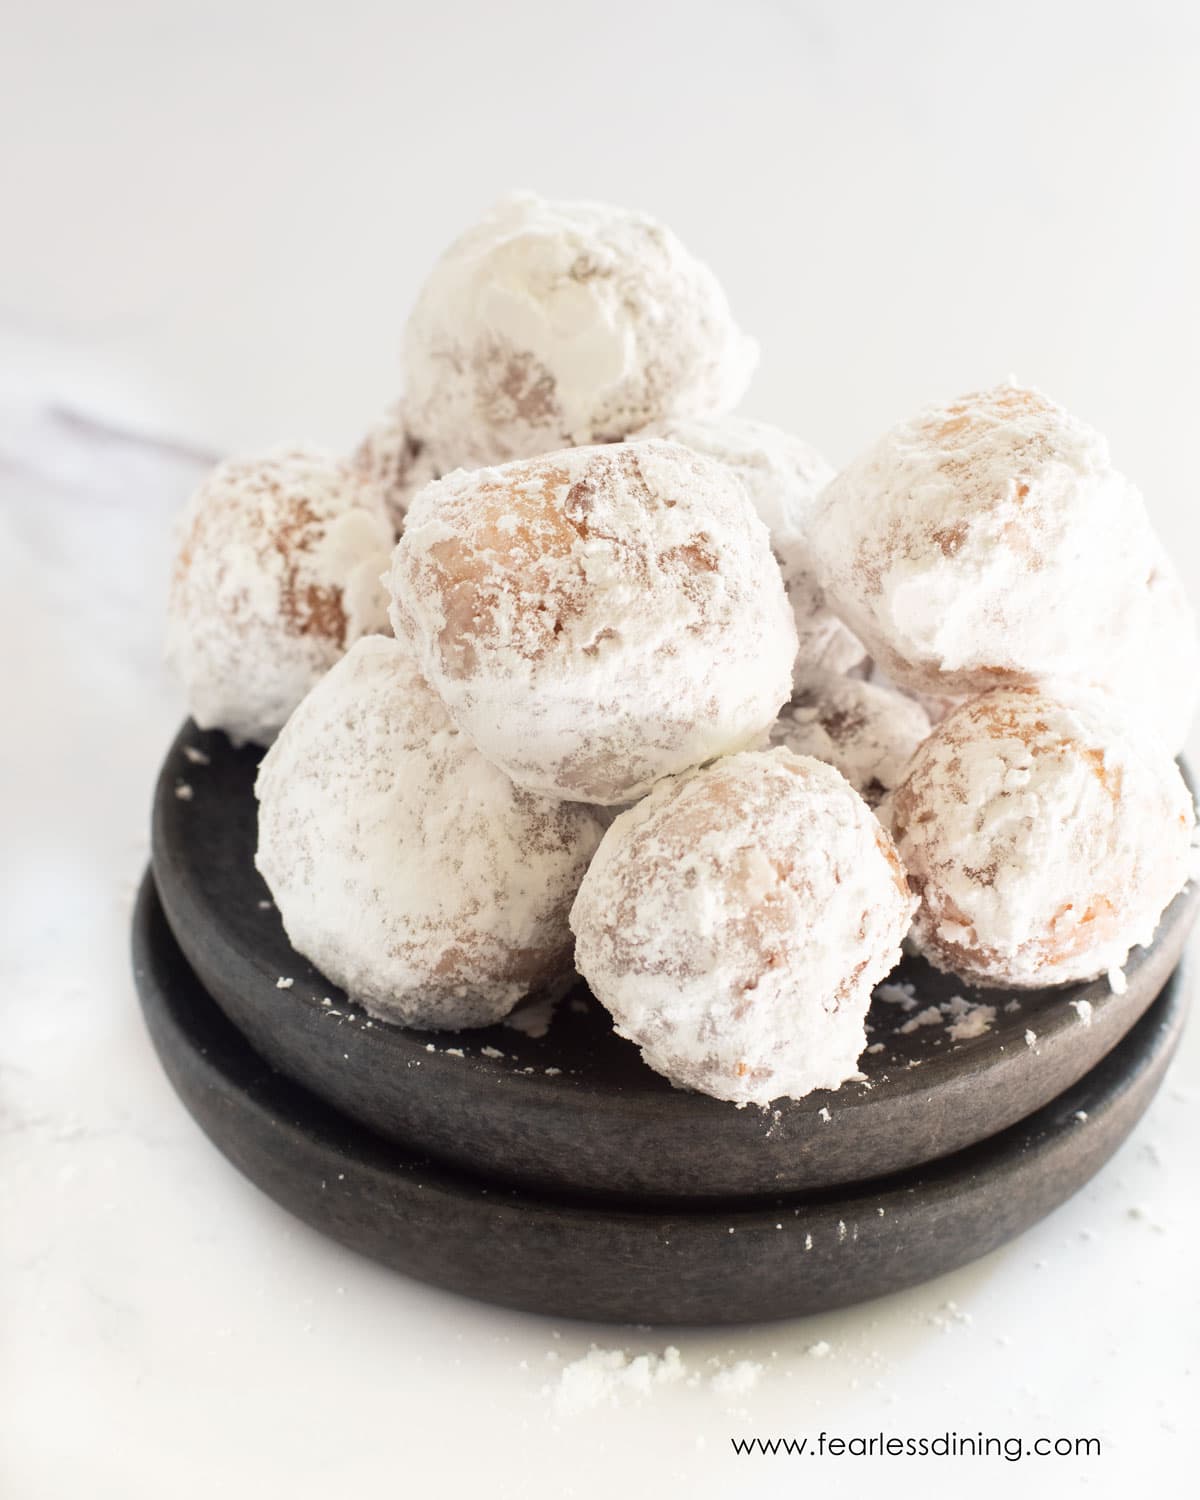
(875, 980), (918, 1012)
(898, 1005), (943, 1035)
(946, 1001), (996, 1041)
(503, 994), (560, 1038)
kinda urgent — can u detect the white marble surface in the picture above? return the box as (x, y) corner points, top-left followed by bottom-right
(3, 4), (1199, 1496)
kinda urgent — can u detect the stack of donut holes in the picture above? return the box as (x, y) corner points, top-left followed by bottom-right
(166, 192), (1198, 1107)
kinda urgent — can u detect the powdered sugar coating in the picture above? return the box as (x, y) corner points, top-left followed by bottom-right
(570, 749), (915, 1105)
(1099, 542), (1199, 754)
(631, 413), (865, 675)
(166, 445), (394, 746)
(351, 398), (440, 531)
(255, 636), (605, 1029)
(867, 662), (963, 726)
(883, 685), (1193, 989)
(403, 193), (757, 473)
(388, 440), (797, 804)
(809, 385), (1189, 743)
(770, 668), (931, 806)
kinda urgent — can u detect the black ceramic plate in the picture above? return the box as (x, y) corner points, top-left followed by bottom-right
(152, 723), (1199, 1203)
(133, 874), (1188, 1325)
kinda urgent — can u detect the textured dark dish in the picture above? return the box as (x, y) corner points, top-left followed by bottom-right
(151, 723), (1199, 1203)
(133, 874), (1188, 1324)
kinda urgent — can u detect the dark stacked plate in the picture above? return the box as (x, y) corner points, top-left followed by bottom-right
(131, 723), (1197, 1323)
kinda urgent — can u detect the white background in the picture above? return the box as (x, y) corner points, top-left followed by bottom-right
(1, 2), (1198, 1496)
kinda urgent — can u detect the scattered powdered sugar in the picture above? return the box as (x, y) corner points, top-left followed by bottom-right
(709, 1360), (763, 1397)
(548, 1346), (688, 1415)
(945, 1001), (997, 1041)
(546, 1346), (774, 1413)
(1108, 966), (1128, 995)
(503, 993), (561, 1038)
(1025, 1029), (1038, 1048)
(174, 782), (194, 801)
(807, 1341), (832, 1358)
(928, 1300), (973, 1331)
(890, 992), (996, 1042)
(1069, 999), (1094, 1026)
(898, 1005), (943, 1035)
(182, 745), (211, 766)
(480, 1045), (505, 1060)
(875, 980), (918, 1012)
(275, 976), (294, 990)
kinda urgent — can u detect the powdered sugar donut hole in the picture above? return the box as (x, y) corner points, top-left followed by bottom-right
(770, 669), (931, 806)
(388, 440), (797, 804)
(255, 636), (605, 1029)
(809, 384), (1167, 709)
(166, 445), (394, 746)
(570, 748), (915, 1106)
(884, 685), (1194, 989)
(351, 399), (440, 532)
(630, 413), (865, 676)
(402, 193), (757, 473)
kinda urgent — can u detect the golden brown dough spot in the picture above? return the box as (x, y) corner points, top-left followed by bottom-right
(927, 385), (1057, 447)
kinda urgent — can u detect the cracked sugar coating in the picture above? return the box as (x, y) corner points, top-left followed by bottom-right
(770, 668), (931, 806)
(403, 192), (756, 473)
(351, 398), (440, 532)
(883, 685), (1193, 989)
(631, 413), (865, 676)
(388, 440), (798, 804)
(570, 749), (915, 1105)
(255, 636), (605, 1029)
(808, 384), (1191, 742)
(165, 445), (394, 746)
